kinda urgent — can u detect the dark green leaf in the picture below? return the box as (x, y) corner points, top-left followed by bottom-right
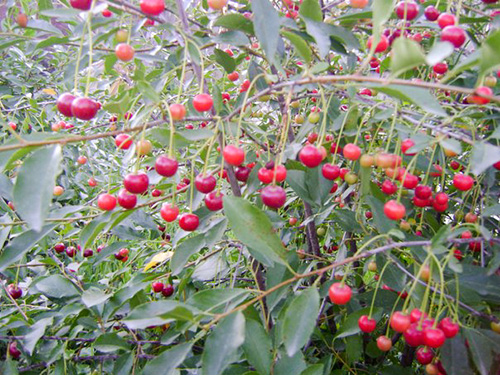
(243, 319), (273, 375)
(33, 275), (80, 299)
(441, 334), (471, 375)
(142, 343), (193, 375)
(171, 234), (206, 275)
(479, 28), (500, 75)
(94, 333), (130, 353)
(214, 48), (236, 73)
(23, 317), (53, 355)
(252, 0), (281, 64)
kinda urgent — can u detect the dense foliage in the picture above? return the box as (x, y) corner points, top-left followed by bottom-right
(1, 0), (500, 374)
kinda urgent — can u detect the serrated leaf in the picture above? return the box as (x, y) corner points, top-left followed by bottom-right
(171, 234), (206, 275)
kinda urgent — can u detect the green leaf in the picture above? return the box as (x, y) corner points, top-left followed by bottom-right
(80, 210), (133, 250)
(303, 19), (331, 58)
(13, 145), (62, 231)
(334, 210), (363, 233)
(243, 319), (273, 375)
(214, 14), (254, 35)
(214, 48), (236, 73)
(1, 359), (19, 375)
(142, 342), (193, 375)
(479, 28), (500, 75)
(23, 317), (53, 355)
(372, 0), (394, 42)
(26, 19), (63, 34)
(0, 224), (56, 271)
(94, 333), (130, 353)
(123, 301), (195, 329)
(346, 335), (363, 364)
(366, 195), (395, 233)
(202, 311), (246, 375)
(470, 142), (500, 176)
(300, 364), (324, 375)
(186, 288), (250, 314)
(171, 234), (206, 275)
(390, 38), (425, 77)
(299, 0), (323, 22)
(441, 335), (471, 375)
(282, 288), (320, 356)
(282, 31), (312, 64)
(40, 8), (81, 18)
(252, 0), (281, 64)
(426, 42), (455, 66)
(82, 287), (111, 308)
(136, 80), (160, 102)
(33, 275), (80, 299)
(35, 36), (69, 50)
(274, 350), (306, 375)
(223, 196), (288, 266)
(213, 31), (250, 46)
(113, 354), (134, 375)
(464, 328), (500, 375)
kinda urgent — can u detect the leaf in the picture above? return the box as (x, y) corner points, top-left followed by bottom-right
(470, 142), (500, 175)
(82, 287), (111, 308)
(122, 301), (194, 329)
(300, 364), (324, 375)
(13, 145), (62, 231)
(171, 234), (206, 275)
(274, 350), (306, 375)
(144, 251), (174, 271)
(213, 31), (250, 46)
(142, 342), (193, 375)
(390, 38), (425, 77)
(479, 28), (500, 75)
(187, 288), (249, 314)
(282, 288), (320, 356)
(252, 0), (281, 64)
(33, 275), (80, 299)
(372, 0), (394, 41)
(26, 19), (63, 34)
(464, 328), (500, 375)
(440, 335), (471, 375)
(23, 317), (53, 355)
(202, 311), (246, 375)
(303, 19), (331, 58)
(334, 210), (363, 233)
(282, 31), (312, 64)
(0, 224), (55, 271)
(223, 196), (287, 266)
(214, 48), (236, 73)
(214, 14), (254, 35)
(1, 359), (19, 375)
(366, 195), (395, 233)
(243, 319), (273, 375)
(299, 0), (323, 22)
(94, 333), (130, 353)
(426, 42), (455, 66)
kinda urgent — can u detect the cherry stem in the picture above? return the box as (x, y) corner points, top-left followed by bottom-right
(368, 261), (391, 319)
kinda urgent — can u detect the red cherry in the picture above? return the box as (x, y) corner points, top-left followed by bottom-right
(376, 335), (392, 351)
(195, 174), (217, 193)
(115, 134), (133, 149)
(193, 94), (213, 112)
(395, 1), (419, 20)
(401, 138), (416, 155)
(235, 166), (251, 182)
(402, 174), (418, 189)
(469, 86), (493, 105)
(152, 282), (164, 293)
(273, 165), (287, 182)
(423, 328), (446, 348)
(223, 145), (245, 166)
(83, 249), (93, 257)
(381, 180), (397, 195)
(410, 308), (426, 323)
(453, 173), (474, 191)
(433, 62), (448, 75)
(343, 143), (362, 160)
(117, 189), (137, 209)
(261, 185), (286, 209)
(71, 97), (99, 120)
(299, 145), (323, 168)
(424, 5), (440, 21)
(57, 93), (76, 117)
(365, 211), (373, 219)
(7, 284), (22, 299)
(8, 342), (21, 359)
(434, 192), (448, 205)
(358, 315), (377, 333)
(69, 0), (92, 10)
(403, 323), (425, 346)
(155, 155), (178, 177)
(441, 26), (466, 48)
(66, 246), (76, 257)
(140, 0), (164, 15)
(115, 43), (135, 62)
(205, 191), (224, 211)
(160, 203), (179, 222)
(179, 213), (199, 231)
(390, 311), (411, 333)
(123, 173), (149, 194)
(328, 283), (352, 305)
(228, 71), (239, 81)
(102, 9), (112, 17)
(54, 243), (66, 253)
(415, 185), (432, 199)
(322, 163), (340, 180)
(258, 168), (273, 184)
(169, 103), (187, 120)
(438, 317), (459, 338)
(416, 347), (434, 365)
(97, 193), (117, 211)
(162, 284), (174, 297)
(367, 35), (389, 53)
(494, 160), (500, 170)
(437, 13), (456, 29)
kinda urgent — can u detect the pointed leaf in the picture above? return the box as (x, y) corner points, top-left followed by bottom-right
(252, 0), (281, 64)
(299, 0), (323, 22)
(243, 319), (273, 375)
(470, 142), (500, 176)
(142, 343), (193, 375)
(390, 38), (425, 77)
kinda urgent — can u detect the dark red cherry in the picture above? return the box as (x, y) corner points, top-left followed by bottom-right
(415, 185), (432, 199)
(8, 342), (21, 359)
(7, 284), (22, 299)
(152, 282), (164, 293)
(416, 347), (434, 365)
(235, 166), (251, 182)
(205, 191), (224, 211)
(195, 174), (217, 193)
(155, 155), (178, 177)
(54, 242), (66, 253)
(69, 0), (92, 10)
(179, 213), (199, 231)
(261, 185), (286, 209)
(358, 315), (377, 333)
(322, 163), (340, 180)
(123, 173), (149, 194)
(57, 93), (76, 117)
(71, 97), (99, 120)
(162, 284), (174, 297)
(424, 5), (440, 21)
(118, 189), (137, 209)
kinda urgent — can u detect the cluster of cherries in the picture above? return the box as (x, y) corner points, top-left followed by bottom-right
(54, 242), (97, 258)
(151, 281), (174, 297)
(56, 93), (100, 121)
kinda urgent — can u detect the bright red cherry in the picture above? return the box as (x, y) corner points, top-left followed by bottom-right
(390, 311), (411, 333)
(160, 203), (179, 222)
(69, 0), (92, 10)
(97, 193), (117, 211)
(71, 97), (99, 120)
(205, 191), (224, 211)
(367, 35), (389, 53)
(381, 180), (397, 195)
(258, 168), (273, 184)
(152, 282), (164, 293)
(123, 173), (149, 194)
(395, 1), (419, 20)
(376, 335), (392, 351)
(328, 283), (352, 305)
(437, 13), (456, 29)
(57, 93), (76, 117)
(179, 213), (199, 231)
(322, 163), (340, 180)
(433, 62), (448, 75)
(273, 165), (287, 182)
(438, 317), (459, 338)
(401, 138), (416, 155)
(401, 174), (418, 189)
(424, 5), (440, 21)
(469, 86), (493, 105)
(409, 308), (426, 323)
(223, 145), (245, 166)
(193, 94), (213, 112)
(403, 323), (425, 346)
(343, 143), (362, 160)
(117, 189), (137, 209)
(169, 103), (186, 120)
(453, 173), (474, 191)
(415, 185), (432, 199)
(115, 134), (133, 149)
(358, 315), (377, 333)
(155, 155), (178, 177)
(299, 145), (323, 168)
(102, 9), (112, 17)
(66, 246), (76, 257)
(423, 328), (446, 348)
(261, 185), (286, 209)
(8, 342), (21, 359)
(228, 71), (239, 81)
(434, 192), (448, 205)
(195, 174), (217, 193)
(7, 284), (22, 299)
(441, 26), (466, 48)
(162, 284), (174, 297)
(140, 0), (165, 15)
(416, 347), (434, 365)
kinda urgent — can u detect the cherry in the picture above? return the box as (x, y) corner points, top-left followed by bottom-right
(124, 173), (149, 194)
(299, 145), (323, 168)
(66, 246), (76, 257)
(16, 13), (28, 28)
(118, 189), (137, 209)
(8, 342), (21, 359)
(261, 185), (286, 209)
(395, 1), (419, 20)
(235, 166), (251, 182)
(424, 5), (440, 21)
(328, 283), (352, 305)
(402, 174), (419, 189)
(102, 9), (112, 17)
(423, 328), (446, 348)
(115, 43), (135, 62)
(69, 0), (92, 10)
(438, 317), (459, 338)
(381, 180), (397, 195)
(441, 26), (466, 48)
(403, 323), (425, 346)
(390, 311), (411, 333)
(152, 282), (164, 293)
(426, 364), (439, 375)
(140, 0), (165, 15)
(97, 193), (117, 211)
(464, 212), (478, 223)
(365, 211), (373, 219)
(322, 164), (340, 180)
(162, 284), (174, 297)
(179, 213), (199, 231)
(205, 191), (224, 211)
(54, 243), (66, 253)
(83, 249), (93, 257)
(57, 93), (76, 117)
(367, 35), (389, 53)
(410, 308), (426, 323)
(115, 134), (133, 149)
(437, 13), (456, 29)
(160, 203), (179, 222)
(469, 86), (493, 105)
(155, 155), (178, 177)
(416, 347), (434, 365)
(193, 94), (213, 112)
(195, 174), (217, 193)
(228, 71), (239, 81)
(453, 173), (474, 191)
(223, 145), (245, 166)
(258, 168), (273, 184)
(343, 143), (362, 160)
(376, 335), (392, 351)
(71, 97), (99, 120)
(433, 62), (448, 75)
(7, 284), (22, 299)
(273, 165), (287, 182)
(349, 0), (368, 8)
(169, 103), (187, 120)
(401, 139), (416, 155)
(415, 185), (432, 199)
(208, 0), (228, 10)
(358, 315), (377, 333)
